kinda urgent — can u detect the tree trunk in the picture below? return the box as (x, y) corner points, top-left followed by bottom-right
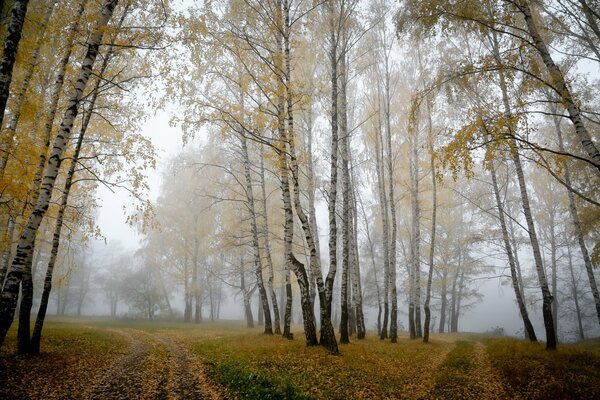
(491, 30), (557, 349)
(0, 0), (119, 351)
(409, 125), (421, 339)
(350, 161), (365, 339)
(439, 268), (447, 333)
(0, 0), (53, 172)
(423, 99), (436, 343)
(384, 51), (398, 344)
(375, 105), (390, 340)
(551, 107), (600, 326)
(566, 240), (585, 341)
(259, 148), (280, 334)
(28, 0), (87, 213)
(324, 0), (340, 350)
(517, 0), (600, 172)
(0, 0), (30, 157)
(240, 123), (272, 334)
(339, 45), (350, 345)
(489, 152), (537, 341)
(30, 52), (109, 353)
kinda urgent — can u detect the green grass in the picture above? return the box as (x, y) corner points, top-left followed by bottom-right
(431, 340), (476, 399)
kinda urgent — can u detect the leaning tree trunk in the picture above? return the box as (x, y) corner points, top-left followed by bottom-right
(517, 0), (600, 172)
(0, 1), (54, 173)
(491, 32), (557, 349)
(0, 0), (31, 169)
(28, 0), (87, 210)
(551, 107), (600, 326)
(0, 0), (119, 352)
(30, 25), (121, 352)
(488, 148), (537, 341)
(282, 0), (319, 347)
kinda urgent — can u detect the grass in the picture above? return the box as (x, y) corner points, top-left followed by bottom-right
(485, 338), (600, 400)
(2, 317), (600, 400)
(176, 327), (454, 399)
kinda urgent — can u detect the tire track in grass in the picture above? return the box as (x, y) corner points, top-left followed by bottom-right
(89, 329), (155, 400)
(430, 339), (509, 400)
(149, 332), (222, 400)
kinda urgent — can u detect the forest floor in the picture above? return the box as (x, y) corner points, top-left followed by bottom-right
(1, 317), (600, 400)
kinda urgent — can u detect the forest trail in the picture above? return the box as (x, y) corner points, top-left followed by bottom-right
(89, 329), (222, 400)
(469, 341), (510, 399)
(424, 337), (510, 400)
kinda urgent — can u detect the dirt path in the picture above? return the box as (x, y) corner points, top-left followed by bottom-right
(89, 329), (222, 400)
(148, 333), (222, 400)
(89, 329), (153, 400)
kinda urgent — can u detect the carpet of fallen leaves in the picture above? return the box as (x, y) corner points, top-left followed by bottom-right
(2, 318), (600, 400)
(0, 323), (128, 399)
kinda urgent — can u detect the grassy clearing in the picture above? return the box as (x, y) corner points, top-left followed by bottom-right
(485, 338), (600, 400)
(172, 327), (454, 399)
(2, 318), (600, 399)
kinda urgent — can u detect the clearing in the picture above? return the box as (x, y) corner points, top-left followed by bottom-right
(1, 318), (599, 399)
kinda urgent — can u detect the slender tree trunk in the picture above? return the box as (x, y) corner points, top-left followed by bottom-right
(551, 107), (600, 326)
(439, 268), (447, 333)
(339, 46), (350, 345)
(375, 106), (390, 340)
(324, 0), (340, 348)
(30, 37), (116, 352)
(517, 0), (600, 171)
(491, 31), (557, 349)
(359, 191), (381, 336)
(28, 0), (87, 212)
(0, 1), (53, 172)
(259, 146), (280, 334)
(566, 240), (585, 341)
(282, 0), (318, 346)
(184, 255), (191, 323)
(384, 57), (398, 344)
(0, 0), (30, 157)
(305, 97), (320, 329)
(240, 266), (254, 328)
(350, 160), (365, 339)
(409, 126), (421, 339)
(550, 219), (558, 336)
(488, 152), (537, 341)
(240, 119), (272, 334)
(0, 217), (15, 288)
(0, 0), (119, 351)
(423, 99), (436, 343)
